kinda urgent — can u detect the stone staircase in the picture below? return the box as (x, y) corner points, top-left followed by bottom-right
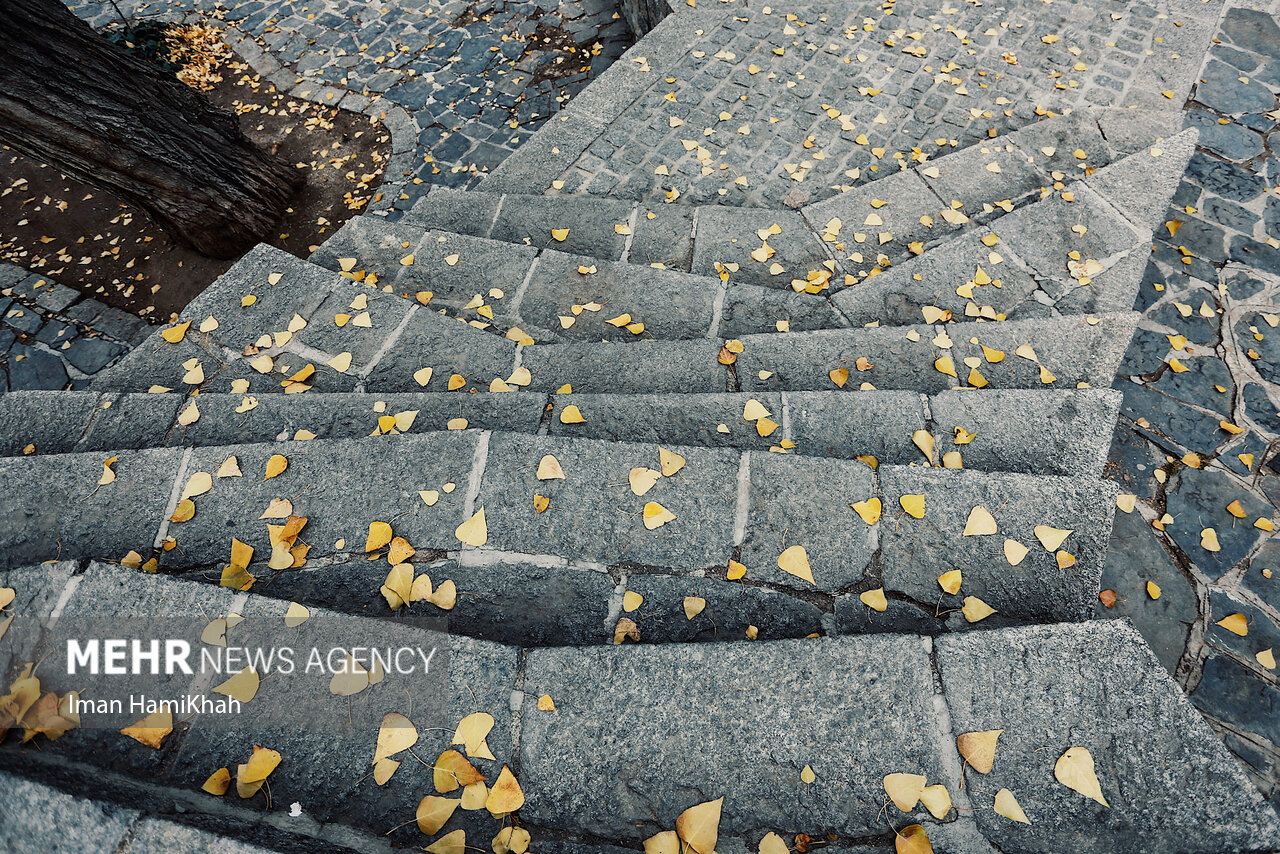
(5, 0), (1280, 849)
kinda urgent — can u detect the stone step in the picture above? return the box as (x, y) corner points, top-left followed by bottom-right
(0, 430), (1119, 632)
(86, 240), (1138, 396)
(0, 387), (1120, 478)
(308, 213), (847, 342)
(4, 564), (1277, 853)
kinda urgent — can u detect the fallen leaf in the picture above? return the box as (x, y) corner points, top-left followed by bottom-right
(120, 709), (173, 749)
(957, 729), (1002, 773)
(964, 506), (998, 536)
(675, 797), (723, 854)
(994, 788), (1030, 824)
(456, 508), (487, 547)
(486, 765), (524, 816)
(643, 501), (677, 530)
(1216, 613), (1248, 636)
(884, 772), (926, 811)
(434, 749), (484, 793)
(1054, 747), (1109, 806)
(453, 712), (496, 760)
(778, 545), (814, 584)
(374, 712), (418, 763)
(417, 796), (460, 834)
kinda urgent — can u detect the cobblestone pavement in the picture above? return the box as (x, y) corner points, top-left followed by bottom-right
(71, 0), (634, 211)
(1100, 0), (1280, 812)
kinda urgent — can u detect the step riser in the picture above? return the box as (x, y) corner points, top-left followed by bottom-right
(0, 388), (1121, 478)
(0, 432), (1116, 627)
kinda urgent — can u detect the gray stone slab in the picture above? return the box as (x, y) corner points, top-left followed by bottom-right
(949, 313), (1139, 390)
(0, 446), (179, 568)
(473, 433), (738, 569)
(290, 282), (414, 374)
(173, 595), (519, 849)
(161, 433), (477, 569)
(489, 194), (635, 259)
(834, 591), (947, 636)
(629, 203), (695, 269)
(308, 216), (424, 290)
(619, 571), (824, 643)
(916, 140), (1048, 214)
(1084, 128), (1199, 234)
(741, 451), (876, 592)
(936, 620), (1280, 853)
(547, 392), (784, 451)
(400, 229), (539, 312)
(164, 392), (543, 448)
(405, 186), (502, 238)
(1007, 112), (1114, 177)
(520, 339), (726, 393)
(831, 232), (1041, 326)
(879, 467), (1117, 624)
(0, 390), (98, 456)
(1094, 106), (1183, 157)
(691, 208), (831, 289)
(124, 820), (279, 854)
(928, 389), (1122, 477)
(482, 114), (609, 193)
(0, 771), (137, 854)
(718, 284), (847, 337)
(81, 393), (185, 453)
(362, 308), (518, 393)
(0, 561), (76, 682)
(518, 249), (718, 341)
(88, 337), (233, 395)
(997, 190), (1144, 286)
(802, 171), (962, 261)
(734, 325), (955, 394)
(519, 635), (946, 842)
(786, 390), (926, 464)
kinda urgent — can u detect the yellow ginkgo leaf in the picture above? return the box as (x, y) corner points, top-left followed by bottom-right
(830, 367), (850, 387)
(919, 784), (951, 819)
(935, 356), (957, 378)
(884, 772), (927, 811)
(912, 429), (935, 461)
(895, 824), (933, 854)
(742, 398), (771, 420)
(1257, 648), (1276, 670)
(374, 712), (418, 763)
(644, 831), (680, 854)
(759, 832), (789, 854)
(800, 764), (817, 783)
(623, 590), (644, 611)
(1201, 528), (1221, 552)
(852, 497), (882, 524)
(1216, 613), (1248, 636)
(425, 829), (467, 854)
(1147, 581), (1162, 600)
(675, 797), (723, 854)
(684, 596), (706, 619)
(366, 521), (393, 552)
(964, 506), (998, 536)
(778, 545), (814, 584)
(559, 405), (586, 424)
(536, 455), (565, 480)
(900, 494), (926, 518)
(1034, 525), (1072, 551)
(417, 796), (460, 834)
(486, 765), (525, 816)
(264, 454), (288, 480)
(452, 712), (496, 760)
(937, 570), (962, 595)
(202, 767), (231, 796)
(962, 596), (996, 622)
(1055, 747), (1109, 806)
(327, 352), (353, 373)
(551, 228), (570, 241)
(994, 788), (1031, 824)
(643, 501), (677, 530)
(659, 447), (686, 476)
(456, 508), (487, 547)
(727, 559), (747, 580)
(162, 320), (192, 343)
(1003, 539), (1028, 566)
(182, 471), (213, 499)
(860, 588), (888, 612)
(120, 709), (173, 749)
(629, 467), (661, 496)
(329, 656), (369, 696)
(493, 827), (531, 854)
(434, 749), (484, 793)
(213, 667), (259, 703)
(957, 729), (1003, 773)
(373, 757), (399, 785)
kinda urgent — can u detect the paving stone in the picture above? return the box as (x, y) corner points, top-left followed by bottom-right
(88, 337), (232, 395)
(62, 336), (126, 374)
(1015, 111), (1113, 169)
(1196, 58), (1279, 116)
(1096, 507), (1197, 674)
(521, 339), (725, 393)
(803, 171), (960, 260)
(396, 229), (540, 313)
(290, 283), (414, 379)
(1164, 463), (1271, 578)
(786, 390), (926, 465)
(0, 561), (76, 682)
(361, 308), (517, 393)
(628, 203), (695, 269)
(0, 389), (98, 456)
(1152, 354), (1235, 409)
(929, 388), (1121, 477)
(1207, 586), (1280, 662)
(8, 345), (69, 391)
(915, 139), (1048, 212)
(489, 194), (635, 258)
(518, 249), (719, 341)
(947, 313), (1139, 390)
(1120, 382), (1227, 454)
(879, 467), (1116, 624)
(547, 392), (783, 451)
(474, 432), (738, 569)
(406, 187), (501, 237)
(937, 620), (1280, 854)
(1193, 650), (1280, 750)
(691, 208), (830, 289)
(162, 433), (476, 569)
(308, 216), (432, 287)
(718, 282), (847, 337)
(1084, 129), (1197, 233)
(518, 635), (945, 841)
(619, 572), (824, 642)
(124, 820), (281, 854)
(0, 771), (137, 854)
(741, 451), (876, 592)
(1242, 539), (1280, 613)
(80, 393), (185, 453)
(0, 446), (178, 568)
(999, 190), (1144, 287)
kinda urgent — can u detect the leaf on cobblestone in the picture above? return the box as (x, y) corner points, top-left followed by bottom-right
(120, 709), (173, 749)
(265, 454), (288, 480)
(1003, 539), (1028, 566)
(962, 596), (995, 622)
(884, 772), (927, 811)
(417, 795), (460, 834)
(202, 767), (231, 796)
(259, 498), (292, 519)
(373, 712), (417, 764)
(329, 655), (370, 696)
(537, 455), (565, 480)
(550, 228), (569, 241)
(629, 467), (661, 496)
(1216, 613), (1248, 636)
(98, 455), (120, 485)
(455, 508), (488, 547)
(1201, 528), (1221, 552)
(169, 498), (196, 523)
(614, 617), (640, 644)
(366, 521), (394, 552)
(919, 784), (951, 819)
(860, 588), (888, 612)
(183, 471), (213, 499)
(900, 494), (926, 518)
(161, 320), (191, 343)
(778, 545), (814, 584)
(644, 831), (680, 854)
(559, 405), (586, 424)
(426, 829), (466, 854)
(684, 596), (706, 619)
(388, 537), (415, 565)
(453, 712), (496, 760)
(1034, 525), (1071, 551)
(958, 729), (1003, 774)
(217, 456), (242, 478)
(643, 501), (677, 530)
(1055, 747), (1109, 806)
(937, 570), (962, 595)
(895, 824), (933, 854)
(382, 563), (413, 610)
(493, 827), (531, 854)
(912, 430), (935, 461)
(435, 749), (484, 793)
(994, 788), (1030, 824)
(486, 765), (524, 817)
(285, 602), (309, 627)
(659, 447), (686, 476)
(0, 587), (13, 610)
(676, 796), (722, 854)
(1257, 649), (1276, 670)
(214, 666), (259, 704)
(851, 497), (882, 525)
(964, 506), (998, 536)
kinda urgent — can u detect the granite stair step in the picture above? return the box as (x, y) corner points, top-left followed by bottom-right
(0, 387), (1120, 478)
(2, 564), (1276, 853)
(0, 430), (1119, 632)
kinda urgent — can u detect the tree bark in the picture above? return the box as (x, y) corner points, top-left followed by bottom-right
(0, 0), (302, 258)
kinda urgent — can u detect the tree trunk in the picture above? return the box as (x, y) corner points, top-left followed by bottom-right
(0, 0), (302, 258)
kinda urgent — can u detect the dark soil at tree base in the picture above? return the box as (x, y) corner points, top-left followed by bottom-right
(0, 51), (390, 323)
